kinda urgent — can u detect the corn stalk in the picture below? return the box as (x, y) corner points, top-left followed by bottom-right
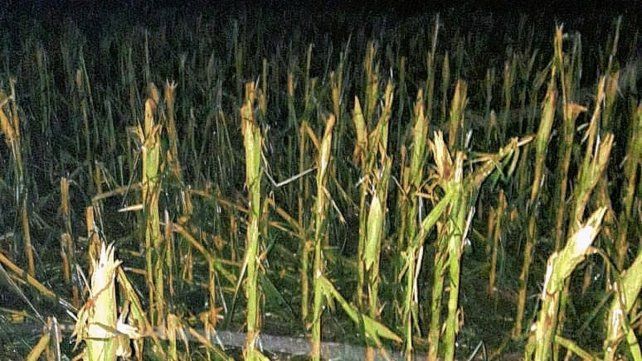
(241, 82), (268, 361)
(513, 79), (557, 338)
(0, 82), (35, 276)
(525, 208), (606, 361)
(311, 115), (336, 361)
(603, 249), (642, 361)
(137, 85), (164, 327)
(72, 243), (140, 361)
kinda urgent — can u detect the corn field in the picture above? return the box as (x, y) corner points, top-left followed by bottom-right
(0, 4), (641, 361)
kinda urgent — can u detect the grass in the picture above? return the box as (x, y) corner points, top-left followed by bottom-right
(0, 5), (641, 360)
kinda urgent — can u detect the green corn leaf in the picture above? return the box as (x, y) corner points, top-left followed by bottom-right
(411, 189), (455, 248)
(364, 194), (383, 271)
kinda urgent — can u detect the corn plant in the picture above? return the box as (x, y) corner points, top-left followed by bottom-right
(135, 85), (164, 326)
(603, 247), (642, 361)
(525, 208), (606, 361)
(615, 103), (642, 269)
(72, 243), (140, 361)
(311, 115), (335, 361)
(428, 131), (528, 361)
(240, 82), (268, 361)
(0, 83), (35, 277)
(514, 77), (557, 338)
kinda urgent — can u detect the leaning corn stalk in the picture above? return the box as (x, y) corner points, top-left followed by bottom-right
(0, 83), (35, 277)
(603, 249), (642, 361)
(556, 78), (613, 352)
(513, 80), (557, 338)
(615, 103), (642, 269)
(72, 243), (140, 361)
(524, 208), (606, 361)
(240, 82), (268, 361)
(311, 114), (336, 361)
